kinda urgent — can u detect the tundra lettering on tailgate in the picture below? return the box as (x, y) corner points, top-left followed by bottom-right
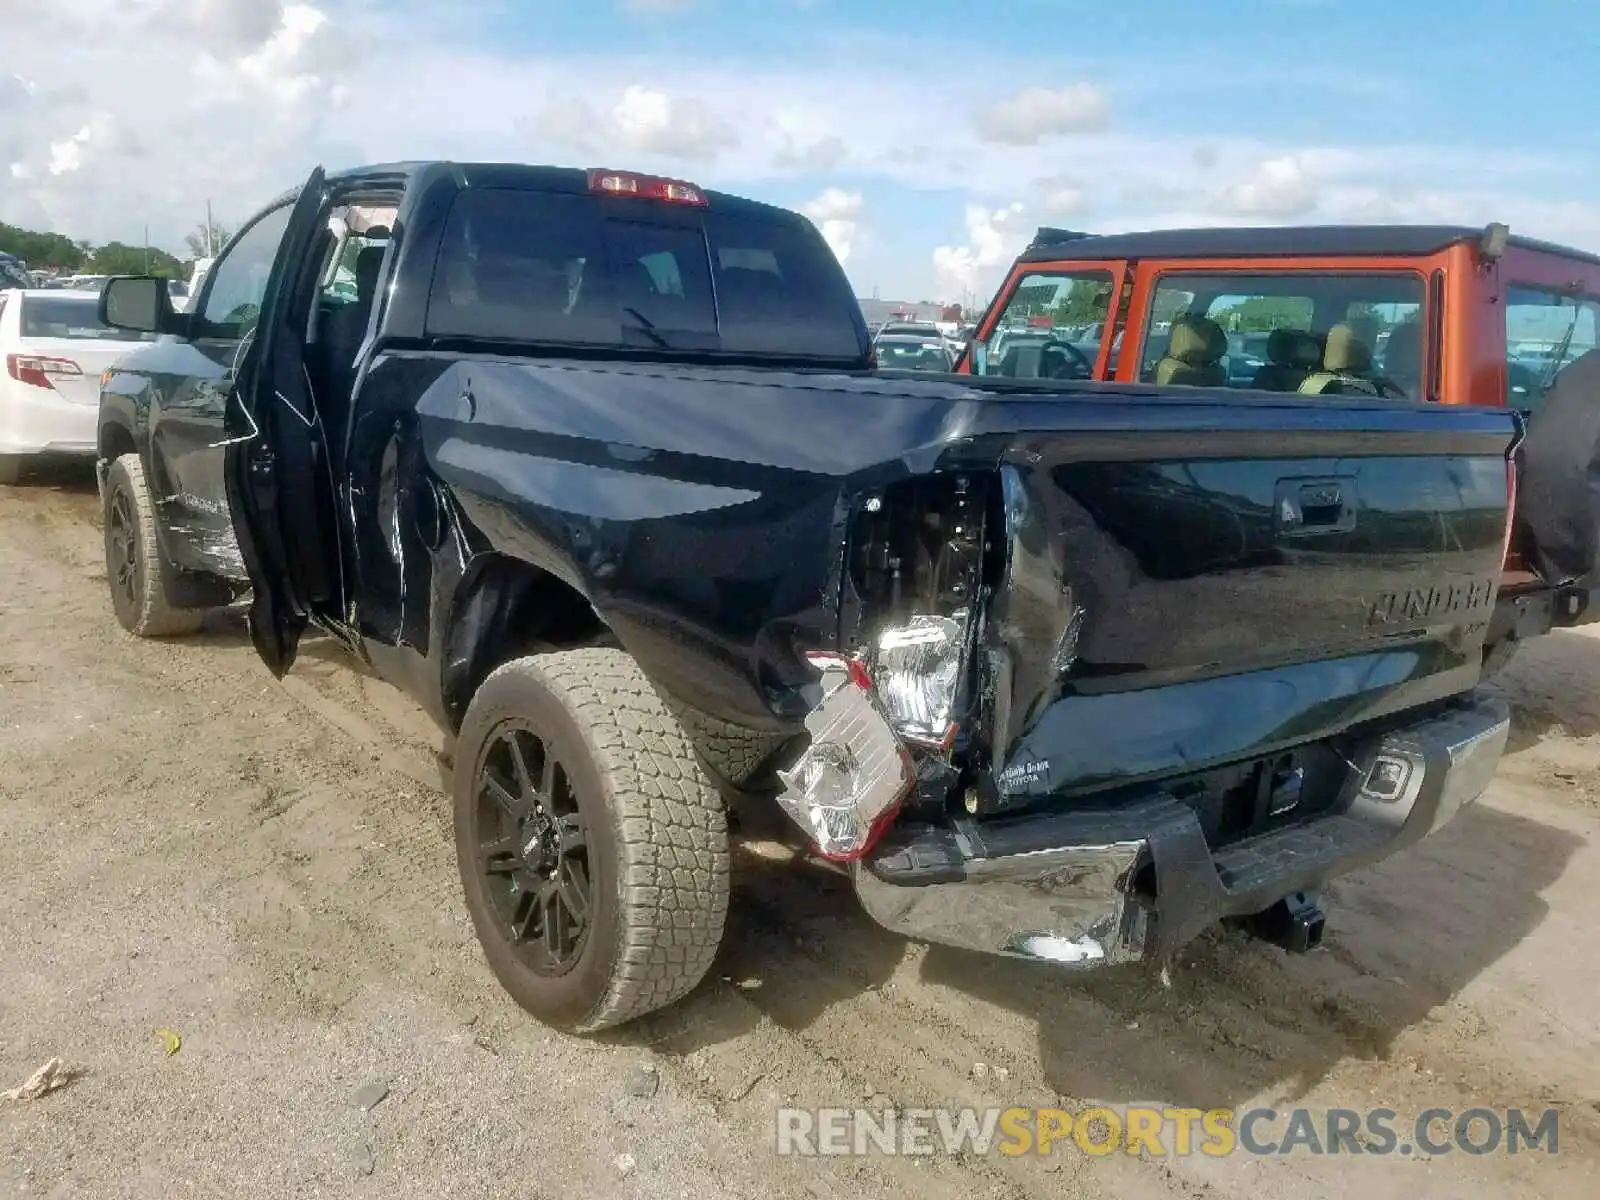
(1366, 577), (1497, 627)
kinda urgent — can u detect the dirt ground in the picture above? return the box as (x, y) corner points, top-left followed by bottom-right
(2, 465), (1598, 1199)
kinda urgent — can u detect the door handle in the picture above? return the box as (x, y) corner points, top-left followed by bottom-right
(1276, 477), (1356, 535)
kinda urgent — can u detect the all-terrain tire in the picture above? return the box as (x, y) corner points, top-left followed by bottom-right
(662, 693), (789, 785)
(453, 648), (730, 1032)
(103, 453), (205, 637)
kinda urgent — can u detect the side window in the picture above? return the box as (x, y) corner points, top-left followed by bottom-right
(199, 204), (294, 339)
(1141, 273), (1424, 395)
(971, 271), (1114, 379)
(1504, 287), (1599, 415)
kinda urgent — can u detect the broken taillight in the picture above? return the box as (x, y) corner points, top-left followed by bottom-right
(587, 168), (708, 207)
(775, 653), (915, 861)
(871, 613), (967, 750)
(6, 353), (81, 390)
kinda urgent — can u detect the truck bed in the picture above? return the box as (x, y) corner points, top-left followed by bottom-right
(400, 354), (1517, 802)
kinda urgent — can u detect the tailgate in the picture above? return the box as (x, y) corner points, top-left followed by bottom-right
(972, 393), (1517, 801)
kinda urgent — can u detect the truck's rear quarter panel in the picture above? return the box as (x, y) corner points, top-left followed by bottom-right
(409, 359), (1514, 801)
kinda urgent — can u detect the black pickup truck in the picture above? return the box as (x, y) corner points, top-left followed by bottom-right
(96, 162), (1517, 1032)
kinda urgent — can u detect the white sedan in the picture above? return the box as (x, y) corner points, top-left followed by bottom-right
(0, 289), (153, 484)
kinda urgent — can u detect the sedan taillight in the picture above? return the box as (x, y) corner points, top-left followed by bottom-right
(6, 354), (82, 390)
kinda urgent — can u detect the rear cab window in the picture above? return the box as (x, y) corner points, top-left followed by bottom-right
(424, 189), (867, 365)
(1138, 272), (1425, 398)
(969, 271), (1115, 380)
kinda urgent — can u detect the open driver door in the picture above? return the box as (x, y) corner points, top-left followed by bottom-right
(223, 165), (347, 678)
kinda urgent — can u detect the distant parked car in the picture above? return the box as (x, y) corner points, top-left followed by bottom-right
(877, 320), (943, 341)
(0, 253), (29, 290)
(873, 333), (955, 372)
(0, 290), (153, 484)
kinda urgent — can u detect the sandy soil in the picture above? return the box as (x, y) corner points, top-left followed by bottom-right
(1, 464), (1597, 1198)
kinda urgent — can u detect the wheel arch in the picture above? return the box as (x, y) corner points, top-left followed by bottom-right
(439, 552), (610, 732)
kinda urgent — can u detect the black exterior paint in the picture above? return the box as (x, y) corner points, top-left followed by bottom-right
(100, 161), (1520, 814)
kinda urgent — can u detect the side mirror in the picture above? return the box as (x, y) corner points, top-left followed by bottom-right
(100, 276), (178, 335)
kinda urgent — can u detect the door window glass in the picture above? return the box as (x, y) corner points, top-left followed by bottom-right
(971, 271), (1114, 379)
(1504, 287), (1599, 415)
(199, 205), (294, 339)
(1140, 272), (1424, 396)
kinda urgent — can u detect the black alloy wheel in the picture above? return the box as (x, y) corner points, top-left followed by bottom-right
(107, 485), (140, 614)
(474, 723), (592, 973)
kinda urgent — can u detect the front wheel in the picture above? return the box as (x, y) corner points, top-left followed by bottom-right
(453, 648), (729, 1032)
(103, 454), (205, 637)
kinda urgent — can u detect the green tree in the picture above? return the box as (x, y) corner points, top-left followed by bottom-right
(0, 222), (88, 271)
(1212, 296), (1313, 332)
(1051, 280), (1113, 327)
(89, 241), (183, 277)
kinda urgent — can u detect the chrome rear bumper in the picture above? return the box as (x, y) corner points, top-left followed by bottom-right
(853, 691), (1509, 966)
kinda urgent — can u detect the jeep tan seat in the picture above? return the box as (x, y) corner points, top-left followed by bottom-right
(1252, 329), (1321, 391)
(1153, 316), (1228, 387)
(1381, 320), (1423, 398)
(1299, 323), (1380, 396)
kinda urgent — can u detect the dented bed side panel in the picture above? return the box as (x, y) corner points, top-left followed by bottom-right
(395, 358), (1516, 800)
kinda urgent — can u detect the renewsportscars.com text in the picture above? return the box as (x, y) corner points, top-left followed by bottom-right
(774, 1105), (1561, 1159)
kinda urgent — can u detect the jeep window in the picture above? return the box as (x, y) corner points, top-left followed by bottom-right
(424, 189), (865, 362)
(972, 271), (1113, 379)
(198, 203), (294, 339)
(1140, 272), (1425, 396)
(1504, 287), (1599, 415)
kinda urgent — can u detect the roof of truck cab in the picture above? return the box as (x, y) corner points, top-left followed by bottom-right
(267, 162), (806, 225)
(1020, 224), (1600, 266)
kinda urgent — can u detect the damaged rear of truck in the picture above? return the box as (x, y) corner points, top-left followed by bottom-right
(418, 363), (1516, 1012)
(116, 163), (1520, 1032)
(753, 383), (1517, 967)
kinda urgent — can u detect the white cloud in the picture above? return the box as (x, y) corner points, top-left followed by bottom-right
(933, 201), (1027, 296)
(0, 1), (357, 248)
(0, 5), (1596, 301)
(973, 84), (1110, 145)
(1217, 155), (1318, 217)
(180, 0), (285, 50)
(802, 187), (863, 263)
(773, 134), (847, 172)
(531, 85), (738, 162)
(46, 125), (92, 177)
(1032, 174), (1086, 216)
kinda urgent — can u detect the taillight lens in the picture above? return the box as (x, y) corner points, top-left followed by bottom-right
(7, 354), (82, 390)
(871, 613), (968, 750)
(587, 168), (708, 207)
(775, 653), (915, 861)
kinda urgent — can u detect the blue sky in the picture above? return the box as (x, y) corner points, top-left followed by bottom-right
(4, 0), (1597, 301)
